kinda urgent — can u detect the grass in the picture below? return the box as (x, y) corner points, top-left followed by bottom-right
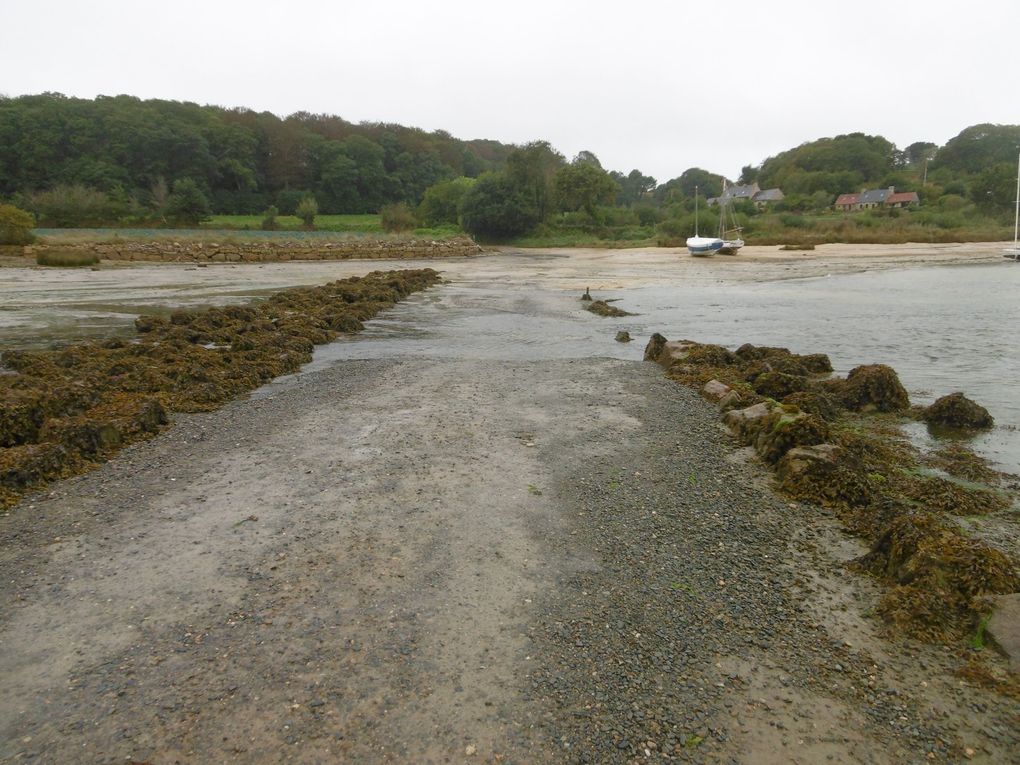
(206, 214), (383, 232)
(36, 251), (99, 267)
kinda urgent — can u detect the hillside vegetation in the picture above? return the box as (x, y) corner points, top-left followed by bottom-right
(1, 94), (1018, 246)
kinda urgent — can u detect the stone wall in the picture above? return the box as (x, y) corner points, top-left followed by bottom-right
(23, 236), (483, 263)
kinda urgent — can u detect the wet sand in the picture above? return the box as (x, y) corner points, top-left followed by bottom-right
(2, 242), (1018, 762)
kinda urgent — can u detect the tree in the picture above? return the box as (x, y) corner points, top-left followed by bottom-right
(295, 195), (318, 228)
(554, 162), (619, 218)
(612, 169), (656, 207)
(675, 168), (723, 199)
(418, 177), (475, 226)
(166, 178), (211, 226)
(505, 141), (564, 221)
(0, 203), (35, 244)
(459, 172), (540, 240)
(969, 162), (1016, 212)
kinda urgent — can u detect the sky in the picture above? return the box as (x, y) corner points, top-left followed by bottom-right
(2, 0), (1018, 184)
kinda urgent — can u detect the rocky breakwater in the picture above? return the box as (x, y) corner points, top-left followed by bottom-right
(645, 333), (1020, 684)
(24, 236), (482, 263)
(0, 269), (442, 508)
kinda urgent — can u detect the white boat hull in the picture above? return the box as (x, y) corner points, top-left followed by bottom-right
(686, 236), (724, 256)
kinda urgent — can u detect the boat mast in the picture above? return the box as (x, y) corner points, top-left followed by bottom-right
(1014, 153), (1019, 250)
(719, 180), (726, 238)
(694, 185), (699, 237)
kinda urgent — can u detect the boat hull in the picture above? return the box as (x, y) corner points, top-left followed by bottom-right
(717, 238), (745, 255)
(686, 236), (724, 256)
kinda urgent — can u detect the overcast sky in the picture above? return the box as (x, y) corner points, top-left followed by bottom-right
(3, 0), (1017, 183)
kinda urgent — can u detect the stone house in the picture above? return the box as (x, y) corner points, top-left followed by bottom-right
(887, 191), (920, 208)
(834, 193), (860, 212)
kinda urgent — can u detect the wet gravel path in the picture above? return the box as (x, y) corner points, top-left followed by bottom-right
(1, 355), (1017, 763)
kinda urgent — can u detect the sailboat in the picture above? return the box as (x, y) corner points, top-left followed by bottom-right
(686, 185), (723, 256)
(1004, 153), (1019, 262)
(716, 180), (745, 255)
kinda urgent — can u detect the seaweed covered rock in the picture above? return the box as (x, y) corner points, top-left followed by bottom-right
(753, 371), (810, 399)
(685, 344), (736, 367)
(643, 333), (667, 362)
(799, 353), (834, 374)
(734, 343), (791, 361)
(859, 513), (1020, 640)
(836, 364), (910, 412)
(921, 392), (994, 429)
(782, 390), (841, 422)
(752, 406), (830, 464)
(702, 379), (732, 402)
(723, 401), (775, 443)
(776, 443), (874, 509)
(0, 269), (443, 508)
(585, 300), (633, 317)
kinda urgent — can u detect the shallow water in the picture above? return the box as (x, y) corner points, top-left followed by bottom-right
(3, 252), (1018, 472)
(315, 260), (1020, 473)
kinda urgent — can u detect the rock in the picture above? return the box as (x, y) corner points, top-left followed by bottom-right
(718, 390), (744, 411)
(752, 407), (830, 464)
(753, 371), (809, 399)
(782, 390), (841, 421)
(643, 334), (698, 366)
(776, 443), (872, 507)
(798, 353), (834, 374)
(702, 379), (732, 402)
(776, 443), (842, 485)
(986, 594), (1020, 673)
(615, 331), (632, 343)
(723, 402), (774, 442)
(585, 300), (633, 317)
(921, 392), (994, 429)
(836, 364), (910, 412)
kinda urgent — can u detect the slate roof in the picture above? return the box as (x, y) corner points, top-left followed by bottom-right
(859, 187), (893, 205)
(721, 183), (759, 200)
(752, 188), (784, 202)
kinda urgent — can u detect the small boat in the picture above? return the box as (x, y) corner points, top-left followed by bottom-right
(1005, 153), (1019, 261)
(716, 182), (745, 255)
(686, 185), (723, 257)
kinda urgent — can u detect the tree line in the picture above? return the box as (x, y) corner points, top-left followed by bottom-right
(0, 93), (1017, 240)
(0, 93), (513, 220)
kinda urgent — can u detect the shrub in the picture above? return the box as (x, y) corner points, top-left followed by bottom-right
(0, 204), (35, 245)
(380, 202), (417, 233)
(29, 184), (122, 227)
(460, 172), (540, 240)
(166, 178), (211, 226)
(261, 205), (279, 231)
(295, 196), (318, 229)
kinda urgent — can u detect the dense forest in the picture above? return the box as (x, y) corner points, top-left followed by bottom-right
(1, 93), (1018, 244)
(0, 93), (512, 217)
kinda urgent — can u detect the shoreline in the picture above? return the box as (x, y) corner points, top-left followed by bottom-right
(1, 259), (1019, 760)
(2, 354), (1017, 762)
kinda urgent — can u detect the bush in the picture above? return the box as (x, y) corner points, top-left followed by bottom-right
(380, 202), (417, 232)
(261, 205), (279, 231)
(418, 177), (474, 227)
(295, 196), (318, 229)
(0, 204), (35, 245)
(166, 178), (211, 226)
(460, 172), (540, 240)
(29, 184), (123, 227)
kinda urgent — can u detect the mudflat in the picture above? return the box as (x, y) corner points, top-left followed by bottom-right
(2, 348), (1018, 763)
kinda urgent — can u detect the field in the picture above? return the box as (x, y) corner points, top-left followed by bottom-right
(206, 214), (382, 232)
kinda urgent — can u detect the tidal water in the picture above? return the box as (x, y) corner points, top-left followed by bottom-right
(3, 253), (1018, 472)
(315, 260), (1020, 474)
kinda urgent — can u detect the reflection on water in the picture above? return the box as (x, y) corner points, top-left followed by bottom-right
(3, 254), (1018, 472)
